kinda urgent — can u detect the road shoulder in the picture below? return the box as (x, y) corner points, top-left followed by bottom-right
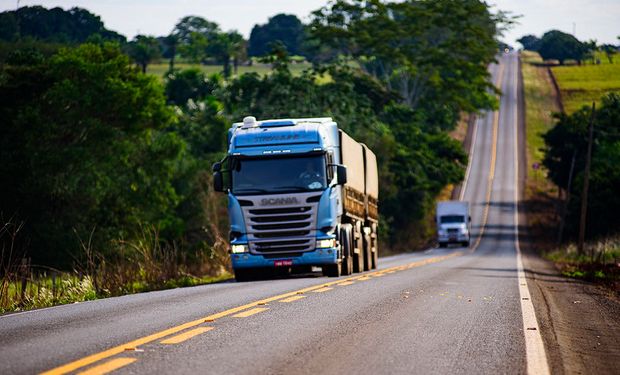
(521, 246), (620, 375)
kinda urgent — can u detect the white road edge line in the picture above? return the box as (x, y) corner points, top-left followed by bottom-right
(513, 53), (550, 375)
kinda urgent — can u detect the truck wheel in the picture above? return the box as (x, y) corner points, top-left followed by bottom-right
(463, 241), (470, 247)
(234, 268), (254, 282)
(340, 225), (353, 276)
(353, 225), (365, 273)
(438, 242), (447, 248)
(322, 263), (341, 277)
(363, 231), (372, 271)
(371, 238), (378, 270)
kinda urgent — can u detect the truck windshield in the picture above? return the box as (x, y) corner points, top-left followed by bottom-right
(232, 155), (327, 195)
(440, 215), (465, 224)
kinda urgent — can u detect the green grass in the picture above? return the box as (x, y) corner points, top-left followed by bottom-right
(544, 237), (620, 288)
(520, 51), (558, 167)
(1, 271), (233, 314)
(551, 53), (620, 113)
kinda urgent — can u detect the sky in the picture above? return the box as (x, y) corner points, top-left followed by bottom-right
(1, 0), (619, 47)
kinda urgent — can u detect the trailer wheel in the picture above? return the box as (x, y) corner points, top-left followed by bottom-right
(363, 229), (372, 271)
(371, 239), (378, 270)
(322, 263), (341, 277)
(340, 225), (353, 276)
(353, 224), (365, 273)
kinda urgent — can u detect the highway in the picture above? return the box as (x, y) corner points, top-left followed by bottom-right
(0, 52), (550, 374)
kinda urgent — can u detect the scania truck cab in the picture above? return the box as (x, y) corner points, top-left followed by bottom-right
(213, 117), (379, 281)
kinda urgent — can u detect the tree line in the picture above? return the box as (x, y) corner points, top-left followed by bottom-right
(0, 6), (314, 76)
(1, 1), (504, 280)
(518, 30), (618, 65)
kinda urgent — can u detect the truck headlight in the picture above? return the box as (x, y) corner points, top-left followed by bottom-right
(317, 239), (336, 248)
(231, 244), (249, 254)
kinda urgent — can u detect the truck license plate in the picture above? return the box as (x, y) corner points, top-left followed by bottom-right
(274, 260), (293, 267)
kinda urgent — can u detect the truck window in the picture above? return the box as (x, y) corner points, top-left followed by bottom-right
(440, 215), (465, 224)
(232, 155), (327, 195)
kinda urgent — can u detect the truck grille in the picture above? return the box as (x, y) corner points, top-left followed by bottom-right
(240, 194), (319, 254)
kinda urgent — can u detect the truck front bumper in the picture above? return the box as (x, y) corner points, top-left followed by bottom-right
(438, 234), (469, 243)
(231, 248), (339, 269)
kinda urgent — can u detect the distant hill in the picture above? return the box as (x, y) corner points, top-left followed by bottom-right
(0, 6), (125, 43)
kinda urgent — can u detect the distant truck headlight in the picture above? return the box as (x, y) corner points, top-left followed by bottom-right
(231, 244), (249, 253)
(317, 238), (336, 248)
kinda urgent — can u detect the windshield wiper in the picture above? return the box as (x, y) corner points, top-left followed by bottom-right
(234, 188), (271, 193)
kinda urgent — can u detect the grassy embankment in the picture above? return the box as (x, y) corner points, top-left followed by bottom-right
(521, 50), (620, 289)
(551, 52), (620, 114)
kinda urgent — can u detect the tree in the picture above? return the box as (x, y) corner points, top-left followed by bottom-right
(248, 14), (306, 57)
(310, 0), (501, 127)
(207, 31), (242, 77)
(543, 93), (620, 238)
(0, 43), (183, 268)
(165, 68), (218, 106)
(517, 34), (541, 51)
(126, 35), (161, 73)
(538, 30), (587, 65)
(160, 33), (179, 70)
(601, 44), (616, 64)
(0, 6), (125, 43)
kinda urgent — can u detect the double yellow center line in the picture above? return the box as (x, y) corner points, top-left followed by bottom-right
(41, 251), (464, 375)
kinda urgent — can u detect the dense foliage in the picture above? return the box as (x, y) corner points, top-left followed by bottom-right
(248, 14), (307, 57)
(0, 44), (214, 268)
(0, 6), (125, 43)
(518, 30), (591, 65)
(309, 0), (501, 128)
(543, 93), (620, 238)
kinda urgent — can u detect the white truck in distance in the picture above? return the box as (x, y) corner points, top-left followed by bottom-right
(436, 201), (471, 247)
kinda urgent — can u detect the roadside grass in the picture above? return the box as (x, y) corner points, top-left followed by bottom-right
(521, 51), (558, 168)
(520, 51), (560, 253)
(544, 238), (620, 291)
(1, 222), (232, 314)
(0, 272), (232, 314)
(551, 53), (620, 113)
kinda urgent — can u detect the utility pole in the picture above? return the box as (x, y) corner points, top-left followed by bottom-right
(577, 102), (596, 254)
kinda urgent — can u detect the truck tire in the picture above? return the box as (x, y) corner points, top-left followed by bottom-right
(363, 230), (372, 271)
(353, 225), (365, 273)
(371, 238), (378, 270)
(340, 225), (353, 276)
(463, 240), (470, 247)
(438, 242), (447, 248)
(322, 263), (341, 277)
(234, 268), (254, 282)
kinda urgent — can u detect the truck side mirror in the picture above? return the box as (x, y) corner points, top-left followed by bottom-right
(469, 216), (472, 222)
(336, 165), (347, 185)
(213, 171), (224, 192)
(212, 162), (221, 172)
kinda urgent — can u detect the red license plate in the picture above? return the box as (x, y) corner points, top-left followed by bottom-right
(274, 260), (293, 267)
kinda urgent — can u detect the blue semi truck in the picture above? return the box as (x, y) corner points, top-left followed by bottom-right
(212, 116), (379, 281)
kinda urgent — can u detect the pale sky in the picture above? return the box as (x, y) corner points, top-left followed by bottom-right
(2, 0), (619, 47)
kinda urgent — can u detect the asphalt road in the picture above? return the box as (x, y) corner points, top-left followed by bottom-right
(1, 52), (550, 374)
